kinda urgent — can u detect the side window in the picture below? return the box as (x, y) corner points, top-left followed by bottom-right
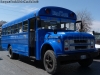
(1, 29), (2, 35)
(23, 21), (28, 32)
(14, 24), (18, 33)
(2, 28), (4, 35)
(5, 28), (7, 35)
(7, 27), (11, 34)
(6, 27), (8, 34)
(18, 23), (22, 33)
(61, 23), (64, 29)
(11, 25), (15, 34)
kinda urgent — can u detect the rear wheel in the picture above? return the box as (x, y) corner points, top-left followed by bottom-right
(43, 50), (59, 74)
(8, 46), (19, 59)
(78, 58), (93, 67)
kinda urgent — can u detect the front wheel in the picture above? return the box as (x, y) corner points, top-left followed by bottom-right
(43, 50), (59, 74)
(78, 58), (93, 67)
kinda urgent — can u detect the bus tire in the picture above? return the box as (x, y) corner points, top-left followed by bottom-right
(8, 46), (19, 59)
(43, 50), (59, 74)
(78, 58), (93, 67)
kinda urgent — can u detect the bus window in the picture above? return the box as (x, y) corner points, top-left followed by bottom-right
(7, 27), (11, 34)
(11, 25), (14, 34)
(61, 24), (64, 29)
(23, 21), (28, 32)
(2, 28), (5, 35)
(60, 22), (75, 30)
(40, 20), (57, 29)
(69, 23), (75, 30)
(14, 24), (18, 33)
(5, 28), (7, 35)
(18, 23), (23, 33)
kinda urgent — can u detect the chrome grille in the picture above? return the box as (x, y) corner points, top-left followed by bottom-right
(69, 39), (88, 50)
(74, 40), (87, 44)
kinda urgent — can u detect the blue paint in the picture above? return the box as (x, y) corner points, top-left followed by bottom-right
(1, 6), (96, 61)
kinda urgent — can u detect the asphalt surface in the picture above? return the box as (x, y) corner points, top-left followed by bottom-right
(0, 49), (100, 75)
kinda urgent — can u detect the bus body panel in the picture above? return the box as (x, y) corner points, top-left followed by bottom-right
(1, 32), (29, 56)
(1, 6), (98, 67)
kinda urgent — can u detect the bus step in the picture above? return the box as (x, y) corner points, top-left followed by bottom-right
(29, 56), (36, 59)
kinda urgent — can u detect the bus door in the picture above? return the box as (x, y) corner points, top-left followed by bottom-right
(29, 18), (36, 56)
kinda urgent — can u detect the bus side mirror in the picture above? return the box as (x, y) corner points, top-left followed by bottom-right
(92, 31), (95, 35)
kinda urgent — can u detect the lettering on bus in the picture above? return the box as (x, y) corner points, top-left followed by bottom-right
(52, 11), (68, 17)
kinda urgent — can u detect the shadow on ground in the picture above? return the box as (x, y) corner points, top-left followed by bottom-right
(94, 55), (100, 59)
(0, 47), (5, 51)
(5, 53), (100, 75)
(18, 55), (44, 70)
(13, 55), (100, 75)
(0, 58), (3, 60)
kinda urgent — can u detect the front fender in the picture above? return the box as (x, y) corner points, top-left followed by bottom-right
(41, 40), (63, 57)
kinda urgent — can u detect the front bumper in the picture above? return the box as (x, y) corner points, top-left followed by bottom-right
(57, 51), (99, 63)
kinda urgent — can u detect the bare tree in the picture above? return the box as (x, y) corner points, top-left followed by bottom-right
(0, 20), (7, 26)
(76, 10), (93, 32)
(0, 20), (7, 36)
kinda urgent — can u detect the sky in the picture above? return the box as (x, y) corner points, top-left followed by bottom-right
(0, 0), (100, 32)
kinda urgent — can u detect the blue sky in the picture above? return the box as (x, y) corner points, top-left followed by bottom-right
(0, 0), (100, 31)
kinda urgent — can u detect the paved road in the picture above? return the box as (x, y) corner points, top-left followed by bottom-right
(0, 50), (100, 75)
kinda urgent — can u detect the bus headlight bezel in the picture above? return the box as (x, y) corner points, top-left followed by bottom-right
(64, 40), (69, 51)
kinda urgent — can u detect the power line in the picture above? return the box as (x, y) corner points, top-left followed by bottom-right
(0, 12), (25, 16)
(0, 7), (26, 14)
(0, 12), (26, 22)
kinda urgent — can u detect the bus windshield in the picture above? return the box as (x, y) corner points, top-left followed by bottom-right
(40, 20), (75, 30)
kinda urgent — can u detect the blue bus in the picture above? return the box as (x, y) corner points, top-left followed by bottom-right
(1, 6), (98, 74)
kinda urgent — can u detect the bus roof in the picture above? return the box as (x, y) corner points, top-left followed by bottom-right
(2, 6), (77, 28)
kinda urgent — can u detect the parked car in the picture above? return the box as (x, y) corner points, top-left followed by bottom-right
(88, 31), (100, 55)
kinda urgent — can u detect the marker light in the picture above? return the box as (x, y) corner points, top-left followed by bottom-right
(91, 40), (94, 44)
(65, 47), (68, 50)
(57, 40), (61, 43)
(45, 8), (51, 14)
(69, 12), (74, 17)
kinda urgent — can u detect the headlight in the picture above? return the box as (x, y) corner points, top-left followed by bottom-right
(91, 40), (94, 44)
(70, 40), (74, 44)
(65, 41), (68, 45)
(90, 39), (95, 49)
(64, 40), (69, 51)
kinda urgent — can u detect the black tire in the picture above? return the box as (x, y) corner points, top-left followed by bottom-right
(43, 50), (59, 74)
(8, 46), (19, 59)
(78, 58), (93, 67)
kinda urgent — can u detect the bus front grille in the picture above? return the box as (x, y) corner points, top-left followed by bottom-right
(74, 40), (87, 44)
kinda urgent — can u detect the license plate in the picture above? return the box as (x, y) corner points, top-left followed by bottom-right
(80, 55), (86, 59)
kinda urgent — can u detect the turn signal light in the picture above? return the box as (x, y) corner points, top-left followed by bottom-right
(65, 47), (68, 50)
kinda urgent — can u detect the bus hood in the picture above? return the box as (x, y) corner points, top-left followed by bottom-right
(58, 32), (94, 39)
(46, 31), (94, 39)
